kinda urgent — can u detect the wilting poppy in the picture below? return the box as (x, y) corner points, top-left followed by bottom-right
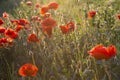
(48, 2), (59, 10)
(35, 3), (40, 9)
(40, 6), (49, 16)
(31, 16), (40, 22)
(18, 63), (38, 77)
(24, 25), (32, 31)
(88, 44), (116, 60)
(2, 12), (9, 19)
(31, 16), (41, 22)
(88, 11), (96, 19)
(5, 28), (18, 39)
(0, 19), (4, 26)
(28, 33), (39, 43)
(31, 16), (39, 21)
(26, 1), (32, 6)
(0, 27), (6, 33)
(117, 14), (120, 19)
(15, 24), (23, 32)
(60, 26), (69, 34)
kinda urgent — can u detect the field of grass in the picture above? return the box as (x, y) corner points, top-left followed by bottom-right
(0, 0), (120, 80)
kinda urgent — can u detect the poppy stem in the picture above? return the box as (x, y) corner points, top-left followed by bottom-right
(32, 53), (36, 66)
(93, 58), (99, 80)
(102, 60), (111, 80)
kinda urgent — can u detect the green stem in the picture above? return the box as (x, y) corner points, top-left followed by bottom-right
(32, 53), (36, 65)
(102, 60), (111, 80)
(93, 59), (99, 80)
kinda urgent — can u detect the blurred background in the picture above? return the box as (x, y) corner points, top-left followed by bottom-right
(0, 0), (21, 16)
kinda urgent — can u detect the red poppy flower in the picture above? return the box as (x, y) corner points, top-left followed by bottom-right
(11, 20), (20, 25)
(107, 45), (116, 58)
(28, 33), (39, 43)
(35, 3), (40, 9)
(19, 19), (30, 26)
(60, 21), (76, 34)
(60, 26), (69, 34)
(41, 18), (56, 37)
(0, 37), (14, 48)
(117, 14), (120, 19)
(0, 38), (8, 48)
(42, 27), (52, 38)
(5, 29), (18, 39)
(41, 17), (56, 28)
(48, 2), (59, 10)
(0, 19), (4, 26)
(0, 38), (8, 44)
(26, 1), (32, 6)
(40, 6), (49, 16)
(15, 24), (23, 32)
(88, 44), (116, 60)
(67, 22), (75, 32)
(2, 12), (9, 19)
(88, 11), (96, 19)
(18, 63), (38, 77)
(0, 27), (6, 33)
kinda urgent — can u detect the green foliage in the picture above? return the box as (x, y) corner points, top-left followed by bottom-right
(0, 0), (120, 80)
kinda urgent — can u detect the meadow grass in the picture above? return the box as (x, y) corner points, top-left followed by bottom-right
(0, 0), (120, 80)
